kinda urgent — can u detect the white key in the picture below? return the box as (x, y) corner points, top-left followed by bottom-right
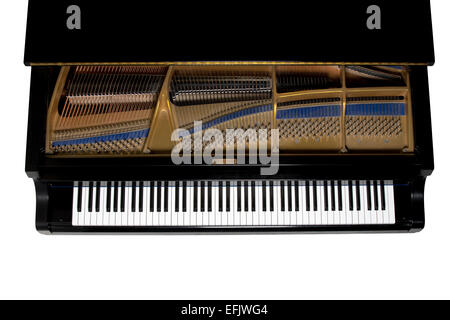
(283, 181), (289, 225)
(178, 181), (184, 226)
(163, 181), (168, 226)
(170, 181), (176, 226)
(191, 181), (197, 226)
(363, 181), (371, 224)
(134, 182), (140, 226)
(295, 181), (302, 225)
(370, 181), (376, 224)
(205, 182), (210, 226)
(215, 181), (221, 226)
(290, 181), (296, 225)
(376, 181), (383, 224)
(332, 181), (340, 225)
(326, 181), (333, 225)
(151, 182), (157, 226)
(163, 181), (169, 225)
(318, 181), (325, 225)
(117, 182), (123, 226)
(127, 181), (133, 226)
(144, 181), (150, 226)
(359, 181), (367, 225)
(228, 181), (234, 226)
(301, 181), (308, 225)
(72, 182), (79, 226)
(212, 181), (218, 226)
(274, 181), (281, 225)
(115, 182), (121, 226)
(387, 180), (396, 224)
(92, 182), (98, 226)
(237, 181), (243, 225)
(270, 181), (276, 225)
(187, 181), (193, 226)
(381, 181), (389, 224)
(80, 182), (88, 226)
(221, 181), (227, 226)
(247, 182), (253, 226)
(255, 181), (262, 226)
(308, 182), (315, 225)
(139, 182), (145, 226)
(337, 182), (344, 225)
(252, 182), (258, 226)
(109, 182), (115, 226)
(197, 181), (202, 225)
(342, 181), (353, 224)
(352, 181), (358, 225)
(98, 181), (105, 226)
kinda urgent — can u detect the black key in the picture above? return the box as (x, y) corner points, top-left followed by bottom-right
(149, 181), (154, 212)
(287, 181), (292, 212)
(305, 181), (310, 212)
(106, 181), (111, 212)
(193, 181), (198, 212)
(262, 181), (267, 212)
(373, 180), (379, 211)
(175, 181), (180, 212)
(338, 180), (343, 211)
(200, 181), (205, 212)
(313, 181), (318, 212)
(120, 181), (126, 212)
(208, 181), (212, 212)
(95, 181), (101, 212)
(77, 182), (82, 212)
(348, 180), (353, 211)
(269, 181), (274, 212)
(295, 181), (300, 212)
(226, 181), (230, 212)
(251, 181), (256, 212)
(88, 181), (94, 212)
(164, 182), (169, 212)
(280, 181), (285, 212)
(218, 181), (223, 212)
(156, 181), (162, 212)
(244, 181), (249, 212)
(131, 181), (136, 212)
(356, 181), (361, 211)
(139, 181), (143, 212)
(330, 180), (336, 211)
(324, 181), (328, 211)
(113, 182), (119, 212)
(366, 180), (372, 211)
(237, 181), (242, 212)
(182, 181), (187, 212)
(380, 180), (386, 211)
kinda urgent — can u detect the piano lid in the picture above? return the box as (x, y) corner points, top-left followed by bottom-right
(24, 0), (434, 65)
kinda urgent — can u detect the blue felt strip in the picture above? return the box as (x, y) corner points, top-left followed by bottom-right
(276, 105), (341, 120)
(345, 103), (405, 116)
(52, 129), (150, 147)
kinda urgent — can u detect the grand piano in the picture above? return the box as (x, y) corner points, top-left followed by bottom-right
(24, 0), (435, 233)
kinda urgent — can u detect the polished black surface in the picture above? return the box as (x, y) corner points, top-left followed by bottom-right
(25, 0), (434, 64)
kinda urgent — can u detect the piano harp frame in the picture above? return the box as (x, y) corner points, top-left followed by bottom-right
(44, 64), (414, 157)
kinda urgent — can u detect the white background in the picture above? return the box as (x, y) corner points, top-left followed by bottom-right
(0, 0), (449, 300)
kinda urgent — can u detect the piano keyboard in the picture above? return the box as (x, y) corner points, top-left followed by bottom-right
(72, 180), (395, 227)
